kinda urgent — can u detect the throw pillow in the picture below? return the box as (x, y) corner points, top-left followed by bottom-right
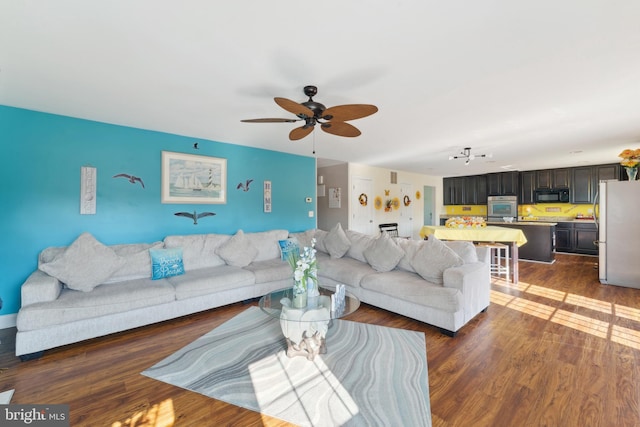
(39, 232), (125, 292)
(346, 230), (374, 263)
(410, 236), (464, 284)
(444, 241), (479, 264)
(149, 247), (185, 280)
(215, 229), (259, 267)
(279, 238), (300, 262)
(314, 229), (329, 254)
(364, 232), (405, 272)
(324, 223), (351, 258)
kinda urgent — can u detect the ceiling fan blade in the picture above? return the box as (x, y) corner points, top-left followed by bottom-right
(321, 104), (378, 121)
(274, 97), (315, 118)
(289, 125), (314, 140)
(241, 118), (300, 123)
(320, 121), (361, 137)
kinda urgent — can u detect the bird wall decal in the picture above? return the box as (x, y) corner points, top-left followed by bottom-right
(174, 210), (216, 225)
(113, 173), (145, 188)
(236, 179), (253, 192)
(193, 142), (199, 149)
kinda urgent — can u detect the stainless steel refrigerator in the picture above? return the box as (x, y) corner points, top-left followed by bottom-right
(597, 180), (640, 288)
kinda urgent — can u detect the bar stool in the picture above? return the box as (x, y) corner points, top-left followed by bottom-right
(477, 242), (510, 281)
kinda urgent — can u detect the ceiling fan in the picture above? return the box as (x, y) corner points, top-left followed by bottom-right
(449, 147), (493, 165)
(241, 85), (378, 141)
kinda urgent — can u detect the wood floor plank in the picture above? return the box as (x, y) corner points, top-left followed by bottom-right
(1, 254), (639, 426)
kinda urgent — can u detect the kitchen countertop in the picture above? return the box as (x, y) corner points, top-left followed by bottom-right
(487, 221), (557, 226)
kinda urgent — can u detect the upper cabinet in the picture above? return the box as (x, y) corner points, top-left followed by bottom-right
(443, 175), (487, 205)
(444, 163), (621, 206)
(519, 170), (536, 204)
(487, 171), (518, 196)
(536, 168), (570, 189)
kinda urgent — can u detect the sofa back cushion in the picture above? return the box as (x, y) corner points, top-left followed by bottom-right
(289, 229), (315, 250)
(164, 234), (230, 270)
(314, 229), (329, 254)
(444, 241), (479, 264)
(364, 232), (404, 272)
(38, 232), (126, 292)
(215, 230), (259, 267)
(395, 238), (424, 273)
(245, 229), (289, 262)
(410, 236), (464, 284)
(106, 242), (164, 283)
(345, 230), (374, 263)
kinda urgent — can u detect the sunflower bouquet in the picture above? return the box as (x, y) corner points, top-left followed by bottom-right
(618, 148), (640, 168)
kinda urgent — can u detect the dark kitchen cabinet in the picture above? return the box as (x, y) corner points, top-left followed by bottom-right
(571, 166), (593, 204)
(555, 221), (598, 255)
(444, 175), (487, 205)
(555, 223), (573, 253)
(519, 170), (536, 204)
(574, 223), (598, 255)
(571, 163), (621, 204)
(487, 171), (518, 196)
(537, 168), (570, 189)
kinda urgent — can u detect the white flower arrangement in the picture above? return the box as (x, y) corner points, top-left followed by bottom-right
(288, 238), (318, 296)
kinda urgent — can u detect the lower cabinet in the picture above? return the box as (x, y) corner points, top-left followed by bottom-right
(555, 222), (598, 255)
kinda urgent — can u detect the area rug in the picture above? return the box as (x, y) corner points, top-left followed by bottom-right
(142, 306), (431, 427)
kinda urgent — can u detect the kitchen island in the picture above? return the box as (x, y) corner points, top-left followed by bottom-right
(489, 221), (556, 263)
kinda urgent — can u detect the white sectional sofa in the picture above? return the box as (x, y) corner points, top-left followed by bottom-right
(15, 225), (490, 359)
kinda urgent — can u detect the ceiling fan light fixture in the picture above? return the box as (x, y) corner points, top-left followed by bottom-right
(449, 147), (492, 165)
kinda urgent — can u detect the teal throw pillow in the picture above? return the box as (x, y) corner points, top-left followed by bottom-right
(279, 238), (300, 262)
(150, 248), (185, 280)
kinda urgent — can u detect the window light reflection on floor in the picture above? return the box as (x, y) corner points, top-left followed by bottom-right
(490, 281), (640, 351)
(111, 398), (175, 427)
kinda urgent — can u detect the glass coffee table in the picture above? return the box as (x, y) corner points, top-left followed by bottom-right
(259, 286), (360, 360)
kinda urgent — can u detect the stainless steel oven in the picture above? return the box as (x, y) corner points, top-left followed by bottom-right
(487, 195), (518, 221)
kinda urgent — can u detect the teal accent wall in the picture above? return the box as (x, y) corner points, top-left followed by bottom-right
(0, 106), (316, 315)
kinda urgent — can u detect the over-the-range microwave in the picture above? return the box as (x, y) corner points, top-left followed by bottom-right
(534, 189), (570, 203)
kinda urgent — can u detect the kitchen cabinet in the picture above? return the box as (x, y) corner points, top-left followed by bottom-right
(443, 175), (487, 205)
(537, 168), (570, 189)
(571, 166), (593, 204)
(497, 222), (555, 263)
(555, 221), (598, 255)
(571, 163), (621, 204)
(519, 170), (536, 204)
(487, 171), (518, 196)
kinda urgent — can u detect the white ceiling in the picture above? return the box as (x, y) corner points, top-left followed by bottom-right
(2, 1), (640, 177)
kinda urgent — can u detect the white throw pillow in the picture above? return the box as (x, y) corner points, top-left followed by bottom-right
(39, 232), (125, 292)
(410, 236), (464, 284)
(444, 241), (479, 264)
(215, 230), (259, 267)
(364, 233), (405, 272)
(324, 223), (351, 258)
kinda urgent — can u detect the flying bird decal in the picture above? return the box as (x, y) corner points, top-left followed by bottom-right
(174, 210), (216, 225)
(113, 173), (145, 188)
(237, 179), (254, 192)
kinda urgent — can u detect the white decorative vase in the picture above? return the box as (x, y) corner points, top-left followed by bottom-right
(625, 167), (638, 181)
(292, 280), (307, 309)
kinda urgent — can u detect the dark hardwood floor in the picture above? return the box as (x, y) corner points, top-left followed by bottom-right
(1, 253), (639, 426)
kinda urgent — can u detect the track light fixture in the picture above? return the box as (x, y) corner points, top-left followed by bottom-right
(448, 147), (492, 166)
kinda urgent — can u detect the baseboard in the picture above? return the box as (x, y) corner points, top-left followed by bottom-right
(0, 314), (17, 330)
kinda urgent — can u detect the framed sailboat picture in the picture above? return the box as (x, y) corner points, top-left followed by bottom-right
(161, 151), (227, 204)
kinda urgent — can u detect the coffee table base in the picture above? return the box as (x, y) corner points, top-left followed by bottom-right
(285, 332), (326, 360)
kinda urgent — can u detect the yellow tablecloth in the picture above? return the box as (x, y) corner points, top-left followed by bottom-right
(419, 225), (527, 247)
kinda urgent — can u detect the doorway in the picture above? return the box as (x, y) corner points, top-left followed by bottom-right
(423, 185), (436, 226)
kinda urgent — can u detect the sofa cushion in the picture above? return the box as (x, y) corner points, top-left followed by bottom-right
(364, 233), (405, 272)
(39, 232), (125, 292)
(444, 241), (479, 264)
(395, 238), (424, 273)
(164, 234), (230, 270)
(215, 230), (259, 267)
(324, 223), (351, 258)
(345, 230), (374, 263)
(289, 229), (315, 250)
(317, 252), (377, 287)
(167, 265), (256, 300)
(245, 229), (289, 262)
(16, 277), (176, 331)
(243, 259), (293, 284)
(278, 238), (300, 262)
(411, 236), (464, 284)
(105, 242), (164, 283)
(314, 229), (329, 254)
(150, 248), (185, 280)
(360, 270), (463, 312)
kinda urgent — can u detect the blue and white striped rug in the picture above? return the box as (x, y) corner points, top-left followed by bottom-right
(142, 306), (431, 427)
